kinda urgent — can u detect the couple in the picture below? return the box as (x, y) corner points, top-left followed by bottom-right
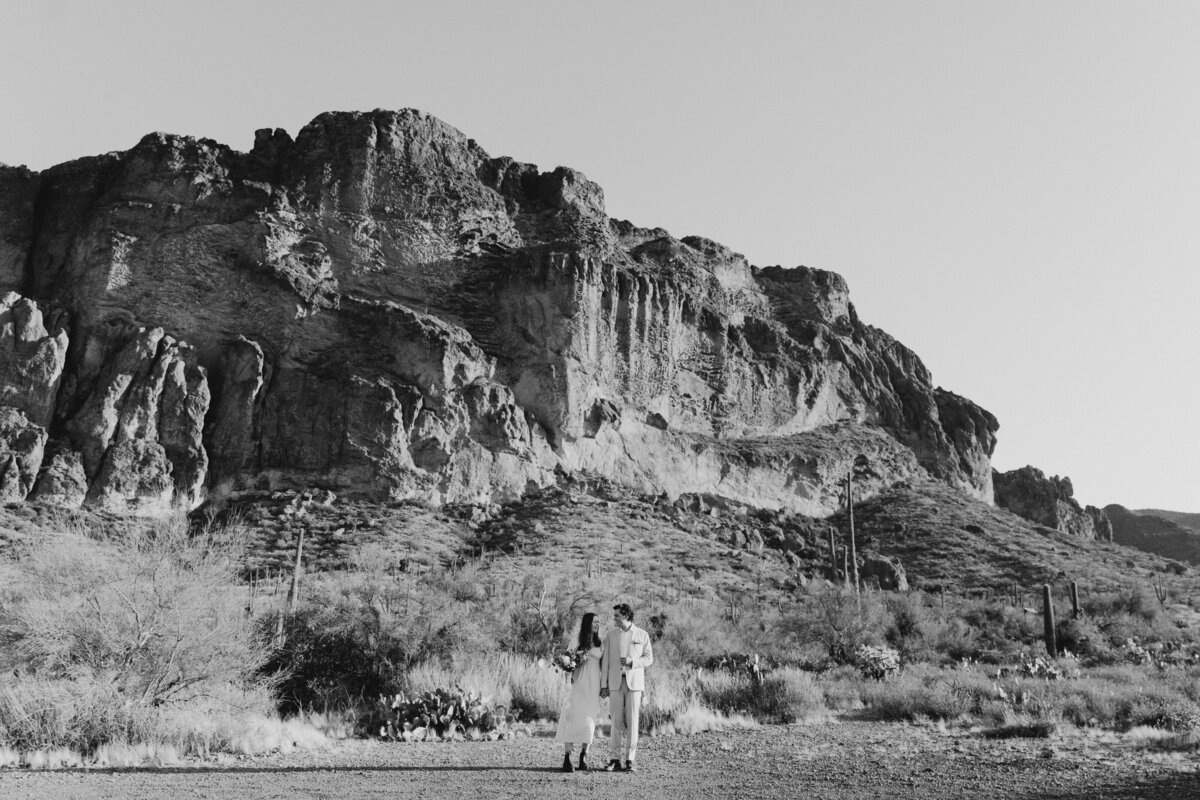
(555, 602), (654, 773)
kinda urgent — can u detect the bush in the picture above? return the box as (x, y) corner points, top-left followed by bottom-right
(264, 570), (489, 713)
(699, 668), (824, 723)
(859, 666), (1003, 723)
(0, 517), (279, 752)
(785, 589), (891, 664)
(652, 600), (768, 668)
(0, 517), (267, 704)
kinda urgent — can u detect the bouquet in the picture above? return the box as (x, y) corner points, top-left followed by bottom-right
(550, 649), (584, 675)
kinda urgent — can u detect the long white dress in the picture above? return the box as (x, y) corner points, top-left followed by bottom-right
(554, 646), (603, 744)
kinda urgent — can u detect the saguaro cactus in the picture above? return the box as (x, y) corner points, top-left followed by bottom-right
(828, 526), (838, 581)
(1070, 581), (1080, 619)
(288, 528), (306, 613)
(1042, 583), (1058, 658)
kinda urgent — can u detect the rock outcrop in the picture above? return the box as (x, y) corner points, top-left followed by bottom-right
(0, 293), (68, 501)
(992, 466), (1110, 540)
(0, 109), (999, 514)
(860, 552), (909, 591)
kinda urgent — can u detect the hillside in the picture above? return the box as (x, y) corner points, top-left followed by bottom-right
(1136, 509), (1200, 532)
(1106, 505), (1200, 566)
(7, 469), (1187, 611)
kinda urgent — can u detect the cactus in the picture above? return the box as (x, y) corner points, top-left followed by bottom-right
(827, 526), (838, 581)
(1070, 580), (1080, 619)
(1042, 583), (1058, 658)
(1154, 580), (1168, 606)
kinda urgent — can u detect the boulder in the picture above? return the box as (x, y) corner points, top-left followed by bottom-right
(860, 552), (909, 591)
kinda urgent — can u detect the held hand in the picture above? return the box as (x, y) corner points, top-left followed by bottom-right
(599, 688), (609, 698)
(620, 657), (632, 667)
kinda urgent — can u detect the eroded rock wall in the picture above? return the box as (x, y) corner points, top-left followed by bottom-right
(0, 109), (1000, 515)
(993, 465), (1108, 539)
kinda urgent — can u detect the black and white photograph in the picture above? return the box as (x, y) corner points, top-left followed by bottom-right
(1, 2), (1198, 798)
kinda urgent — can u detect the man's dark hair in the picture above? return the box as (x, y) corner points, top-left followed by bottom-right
(613, 602), (634, 621)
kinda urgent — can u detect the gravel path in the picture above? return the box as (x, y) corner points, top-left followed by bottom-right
(2, 722), (1197, 800)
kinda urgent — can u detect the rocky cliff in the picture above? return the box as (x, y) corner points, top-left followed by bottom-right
(992, 466), (1110, 540)
(0, 110), (998, 515)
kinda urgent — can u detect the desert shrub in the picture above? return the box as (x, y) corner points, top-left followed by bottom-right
(956, 601), (1041, 661)
(859, 665), (1007, 723)
(1055, 616), (1118, 663)
(504, 657), (569, 721)
(1115, 685), (1200, 731)
(884, 592), (935, 660)
(637, 667), (760, 734)
(0, 674), (157, 753)
(1090, 611), (1181, 651)
(653, 600), (772, 667)
(640, 668), (700, 732)
(815, 664), (866, 711)
(884, 594), (986, 664)
(264, 570), (489, 713)
(1085, 587), (1162, 622)
(1035, 668), (1200, 731)
(1156, 666), (1200, 704)
(0, 517), (279, 752)
(860, 673), (968, 722)
(494, 570), (603, 658)
(698, 668), (824, 723)
(784, 589), (892, 664)
(402, 652), (567, 724)
(0, 517), (266, 704)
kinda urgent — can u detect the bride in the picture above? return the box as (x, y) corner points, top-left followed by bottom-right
(555, 611), (603, 772)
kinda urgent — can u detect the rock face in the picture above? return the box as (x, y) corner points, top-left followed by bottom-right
(0, 293), (68, 502)
(0, 109), (999, 514)
(1105, 505), (1200, 565)
(860, 552), (909, 591)
(992, 466), (1110, 540)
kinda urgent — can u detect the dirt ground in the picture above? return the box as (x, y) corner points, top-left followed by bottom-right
(1, 721), (1197, 800)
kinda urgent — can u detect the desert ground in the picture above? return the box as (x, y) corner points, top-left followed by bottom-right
(2, 721), (1197, 800)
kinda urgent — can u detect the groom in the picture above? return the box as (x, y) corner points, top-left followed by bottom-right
(598, 602), (653, 772)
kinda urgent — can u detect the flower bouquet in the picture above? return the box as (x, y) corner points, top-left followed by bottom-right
(538, 648), (583, 676)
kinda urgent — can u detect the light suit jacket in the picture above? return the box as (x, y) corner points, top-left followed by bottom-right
(600, 623), (654, 692)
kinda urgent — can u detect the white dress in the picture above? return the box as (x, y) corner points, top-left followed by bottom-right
(554, 646), (603, 744)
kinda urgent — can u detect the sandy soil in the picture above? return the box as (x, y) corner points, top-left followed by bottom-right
(1, 721), (1197, 800)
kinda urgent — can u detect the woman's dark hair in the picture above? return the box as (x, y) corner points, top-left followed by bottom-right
(576, 612), (601, 650)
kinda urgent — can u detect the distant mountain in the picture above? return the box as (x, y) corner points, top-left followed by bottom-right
(1104, 505), (1200, 565)
(1134, 509), (1200, 533)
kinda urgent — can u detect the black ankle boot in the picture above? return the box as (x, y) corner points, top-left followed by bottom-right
(578, 753), (589, 771)
(562, 753), (574, 772)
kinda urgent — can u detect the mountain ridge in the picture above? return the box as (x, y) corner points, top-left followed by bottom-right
(0, 109), (997, 515)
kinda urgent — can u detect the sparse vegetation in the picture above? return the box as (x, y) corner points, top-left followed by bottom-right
(0, 514), (320, 761)
(2, 478), (1198, 769)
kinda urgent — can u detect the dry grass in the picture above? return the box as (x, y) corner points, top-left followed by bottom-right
(3, 474), (1197, 765)
(0, 515), (318, 762)
(405, 654), (570, 721)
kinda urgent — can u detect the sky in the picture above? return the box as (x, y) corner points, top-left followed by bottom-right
(2, 1), (1197, 511)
